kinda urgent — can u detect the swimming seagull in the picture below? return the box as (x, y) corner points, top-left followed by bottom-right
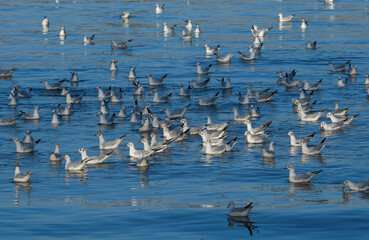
(0, 67), (18, 77)
(60, 86), (68, 97)
(155, 4), (165, 14)
(41, 16), (49, 27)
(110, 89), (124, 103)
(238, 51), (255, 61)
(13, 165), (32, 183)
(285, 165), (322, 183)
(244, 131), (270, 144)
(77, 147), (113, 165)
(328, 60), (351, 72)
(251, 25), (273, 38)
(64, 155), (86, 171)
(16, 86), (32, 98)
(126, 142), (154, 158)
(83, 34), (95, 45)
(255, 90), (277, 102)
(364, 74), (369, 85)
(206, 116), (231, 131)
(334, 103), (349, 117)
(59, 26), (66, 36)
(232, 108), (250, 121)
(117, 106), (126, 118)
(238, 92), (250, 105)
(185, 20), (192, 30)
(129, 67), (136, 79)
(147, 73), (167, 86)
(20, 106), (40, 120)
(204, 44), (220, 55)
(214, 52), (234, 63)
(197, 92), (221, 106)
(51, 110), (60, 124)
(204, 137), (237, 154)
(8, 93), (17, 106)
(297, 108), (326, 122)
(11, 137), (41, 153)
(22, 130), (34, 144)
(243, 120), (272, 135)
(301, 138), (327, 155)
(180, 118), (206, 135)
(122, 11), (130, 19)
(97, 111), (116, 125)
(307, 41), (317, 49)
(181, 29), (193, 40)
(150, 114), (173, 128)
(179, 84), (191, 97)
(0, 114), (22, 126)
(163, 22), (176, 33)
(196, 63), (212, 75)
(58, 104), (72, 116)
(278, 13), (295, 22)
(139, 117), (151, 132)
(110, 60), (118, 71)
(194, 24), (200, 35)
(342, 180), (369, 192)
(320, 121), (346, 131)
(287, 131), (315, 147)
(49, 144), (62, 161)
(190, 78), (210, 89)
(337, 76), (348, 87)
(301, 19), (308, 29)
(111, 39), (132, 49)
(227, 201), (253, 217)
(65, 90), (86, 104)
(153, 89), (172, 103)
(97, 86), (112, 100)
(70, 72), (79, 84)
(217, 77), (231, 89)
(140, 138), (171, 153)
(304, 79), (323, 91)
(347, 63), (357, 75)
(326, 112), (358, 125)
(95, 132), (126, 150)
(41, 79), (65, 90)
(250, 105), (260, 118)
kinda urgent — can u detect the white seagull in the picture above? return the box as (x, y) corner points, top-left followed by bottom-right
(301, 138), (327, 155)
(285, 165), (322, 183)
(11, 138), (41, 153)
(278, 13), (295, 22)
(64, 155), (86, 171)
(227, 201), (253, 217)
(342, 180), (369, 192)
(95, 132), (126, 150)
(14, 165), (32, 183)
(77, 147), (113, 165)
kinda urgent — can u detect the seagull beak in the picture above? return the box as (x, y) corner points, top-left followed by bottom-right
(138, 140), (142, 143)
(75, 150), (79, 153)
(285, 134), (289, 136)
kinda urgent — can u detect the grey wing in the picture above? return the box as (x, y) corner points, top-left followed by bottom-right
(294, 173), (314, 181)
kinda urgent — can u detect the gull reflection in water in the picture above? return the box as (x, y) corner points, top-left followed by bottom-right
(227, 216), (259, 236)
(65, 170), (88, 184)
(342, 190), (369, 202)
(301, 153), (326, 163)
(289, 182), (315, 195)
(14, 182), (32, 207)
(262, 156), (275, 168)
(290, 146), (300, 156)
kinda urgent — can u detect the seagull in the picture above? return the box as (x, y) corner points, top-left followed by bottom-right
(95, 132), (126, 150)
(83, 34), (95, 45)
(111, 39), (132, 49)
(41, 16), (49, 27)
(97, 86), (112, 100)
(301, 138), (327, 155)
(16, 86), (32, 98)
(287, 131), (315, 147)
(199, 130), (227, 146)
(326, 112), (359, 125)
(246, 87), (270, 99)
(337, 76), (348, 87)
(238, 92), (250, 105)
(204, 44), (220, 55)
(181, 29), (193, 40)
(70, 72), (79, 84)
(180, 118), (206, 135)
(150, 114), (173, 128)
(227, 201), (253, 217)
(77, 148), (113, 165)
(150, 133), (174, 150)
(133, 86), (145, 96)
(190, 78), (210, 89)
(238, 51), (255, 61)
(217, 77), (231, 89)
(249, 44), (263, 55)
(196, 63), (212, 75)
(117, 106), (126, 118)
(129, 67), (136, 79)
(8, 93), (17, 106)
(51, 110), (60, 124)
(64, 155), (86, 171)
(22, 130), (34, 144)
(250, 105), (261, 118)
(122, 11), (130, 19)
(179, 84), (191, 97)
(307, 41), (317, 49)
(320, 121), (346, 131)
(214, 52), (233, 63)
(0, 67), (18, 77)
(185, 20), (192, 30)
(255, 90), (277, 103)
(243, 120), (272, 135)
(303, 79), (323, 91)
(99, 100), (110, 115)
(244, 131), (270, 144)
(347, 63), (357, 75)
(204, 137), (237, 154)
(60, 86), (68, 97)
(155, 4), (165, 14)
(285, 165), (322, 183)
(328, 60), (350, 72)
(13, 165), (32, 183)
(194, 24), (200, 34)
(262, 141), (275, 158)
(147, 73), (167, 86)
(139, 117), (151, 132)
(163, 104), (191, 120)
(334, 103), (349, 117)
(0, 114), (22, 126)
(162, 124), (188, 141)
(232, 108), (250, 121)
(251, 25), (273, 38)
(364, 74), (369, 85)
(11, 138), (41, 153)
(97, 111), (116, 125)
(20, 106), (40, 120)
(163, 22), (176, 33)
(58, 104), (72, 116)
(126, 142), (154, 158)
(110, 60), (118, 71)
(278, 13), (295, 22)
(342, 180), (369, 192)
(59, 26), (66, 36)
(139, 138), (171, 153)
(206, 116), (231, 131)
(49, 144), (62, 161)
(66, 91), (86, 104)
(197, 92), (220, 106)
(301, 19), (308, 29)
(110, 89), (124, 103)
(153, 89), (172, 103)
(297, 108), (326, 122)
(130, 110), (142, 123)
(41, 79), (65, 90)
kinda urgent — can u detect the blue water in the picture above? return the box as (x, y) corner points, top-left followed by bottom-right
(1, 0), (369, 239)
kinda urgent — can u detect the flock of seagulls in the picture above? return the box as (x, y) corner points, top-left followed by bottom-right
(2, 0), (369, 222)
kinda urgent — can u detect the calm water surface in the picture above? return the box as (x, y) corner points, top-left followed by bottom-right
(0, 0), (369, 239)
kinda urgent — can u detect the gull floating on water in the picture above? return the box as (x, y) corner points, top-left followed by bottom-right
(287, 131), (315, 147)
(14, 165), (32, 183)
(49, 144), (62, 161)
(337, 76), (348, 87)
(197, 92), (220, 106)
(238, 51), (255, 61)
(297, 108), (326, 122)
(243, 120), (272, 135)
(59, 26), (66, 36)
(126, 142), (154, 158)
(326, 112), (358, 125)
(110, 89), (124, 103)
(214, 52), (233, 63)
(0, 67), (18, 77)
(328, 60), (350, 72)
(244, 131), (270, 144)
(77, 147), (113, 165)
(262, 141), (275, 158)
(251, 25), (273, 38)
(58, 104), (72, 116)
(147, 73), (167, 86)
(22, 130), (34, 144)
(206, 116), (231, 131)
(194, 24), (200, 35)
(51, 110), (61, 124)
(285, 165), (322, 183)
(301, 138), (327, 155)
(342, 180), (369, 192)
(181, 29), (193, 40)
(122, 11), (130, 19)
(64, 155), (86, 171)
(204, 137), (237, 154)
(66, 90), (86, 104)
(153, 89), (172, 103)
(204, 44), (220, 55)
(307, 41), (317, 49)
(179, 84), (191, 97)
(20, 106), (40, 120)
(110, 60), (118, 71)
(278, 13), (295, 22)
(250, 105), (261, 118)
(255, 90), (277, 103)
(8, 93), (17, 106)
(238, 92), (250, 105)
(0, 114), (22, 126)
(163, 22), (176, 33)
(228, 201), (253, 217)
(155, 4), (165, 14)
(41, 79), (65, 90)
(190, 78), (210, 89)
(16, 85), (32, 98)
(304, 79), (323, 91)
(196, 62), (212, 75)
(347, 63), (357, 75)
(301, 19), (308, 29)
(111, 39), (132, 49)
(320, 121), (346, 131)
(95, 132), (126, 150)
(83, 34), (95, 45)
(41, 16), (49, 27)
(11, 137), (41, 153)
(232, 108), (250, 121)
(334, 103), (349, 117)
(217, 77), (232, 89)
(180, 118), (206, 135)
(97, 111), (116, 125)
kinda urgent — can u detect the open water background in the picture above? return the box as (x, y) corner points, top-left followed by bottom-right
(0, 0), (369, 239)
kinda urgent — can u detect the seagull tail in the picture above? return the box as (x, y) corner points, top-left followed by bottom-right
(312, 169), (322, 175)
(35, 139), (41, 144)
